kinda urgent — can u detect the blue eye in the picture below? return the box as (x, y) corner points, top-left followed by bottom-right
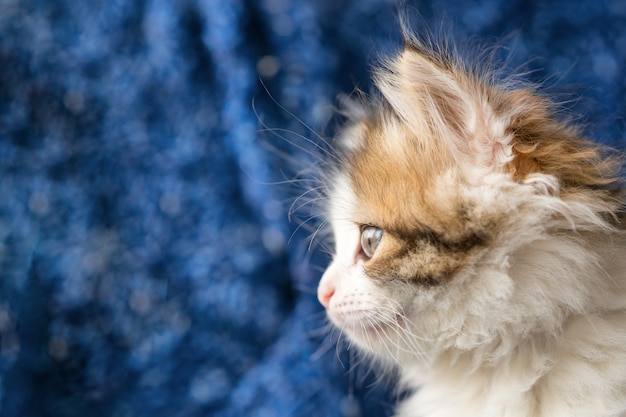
(360, 226), (383, 258)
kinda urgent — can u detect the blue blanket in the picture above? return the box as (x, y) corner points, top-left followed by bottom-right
(0, 1), (624, 416)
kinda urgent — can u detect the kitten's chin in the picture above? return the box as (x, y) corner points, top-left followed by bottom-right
(328, 311), (371, 332)
(339, 323), (388, 353)
(328, 310), (402, 345)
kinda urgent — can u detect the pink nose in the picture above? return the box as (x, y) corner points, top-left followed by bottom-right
(317, 285), (335, 309)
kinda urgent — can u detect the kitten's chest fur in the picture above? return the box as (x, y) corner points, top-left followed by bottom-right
(316, 24), (626, 417)
(399, 299), (626, 417)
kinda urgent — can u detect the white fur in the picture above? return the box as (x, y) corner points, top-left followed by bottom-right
(318, 168), (626, 417)
(317, 32), (626, 417)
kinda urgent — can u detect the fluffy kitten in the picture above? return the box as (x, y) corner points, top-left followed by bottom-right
(316, 26), (626, 417)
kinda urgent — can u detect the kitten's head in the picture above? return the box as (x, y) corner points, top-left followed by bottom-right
(317, 31), (623, 368)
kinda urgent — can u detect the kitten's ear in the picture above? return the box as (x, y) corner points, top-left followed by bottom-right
(375, 35), (514, 171)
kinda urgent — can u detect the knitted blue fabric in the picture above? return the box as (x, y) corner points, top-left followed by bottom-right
(0, 1), (624, 416)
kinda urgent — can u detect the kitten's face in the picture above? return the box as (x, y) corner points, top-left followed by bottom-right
(317, 42), (620, 366)
(317, 113), (508, 362)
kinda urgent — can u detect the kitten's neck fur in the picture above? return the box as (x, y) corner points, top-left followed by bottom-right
(399, 234), (626, 417)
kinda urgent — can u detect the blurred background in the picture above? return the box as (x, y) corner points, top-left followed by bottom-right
(0, 1), (624, 416)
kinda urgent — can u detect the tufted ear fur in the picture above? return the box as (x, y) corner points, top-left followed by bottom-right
(371, 30), (621, 194)
(373, 34), (516, 174)
(332, 91), (374, 155)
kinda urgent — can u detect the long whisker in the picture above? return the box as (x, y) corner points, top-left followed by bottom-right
(289, 186), (327, 217)
(254, 80), (341, 164)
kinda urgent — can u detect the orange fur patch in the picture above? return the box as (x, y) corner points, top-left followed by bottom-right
(338, 42), (624, 284)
